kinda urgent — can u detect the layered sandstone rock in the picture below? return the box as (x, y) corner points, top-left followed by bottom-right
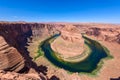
(86, 27), (120, 43)
(51, 25), (84, 58)
(0, 23), (50, 72)
(0, 36), (24, 72)
(0, 22), (60, 79)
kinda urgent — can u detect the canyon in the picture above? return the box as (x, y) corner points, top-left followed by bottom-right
(0, 22), (120, 80)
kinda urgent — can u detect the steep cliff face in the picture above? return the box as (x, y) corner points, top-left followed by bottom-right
(0, 22), (64, 79)
(0, 36), (24, 72)
(0, 22), (65, 71)
(0, 23), (48, 72)
(86, 27), (120, 43)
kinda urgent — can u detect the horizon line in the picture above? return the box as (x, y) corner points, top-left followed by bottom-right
(0, 20), (120, 25)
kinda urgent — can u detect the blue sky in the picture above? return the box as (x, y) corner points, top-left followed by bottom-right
(0, 0), (120, 23)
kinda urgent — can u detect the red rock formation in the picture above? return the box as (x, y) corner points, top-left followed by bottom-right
(51, 25), (84, 58)
(86, 27), (120, 44)
(0, 22), (61, 79)
(0, 36), (25, 72)
(0, 23), (50, 73)
(0, 70), (47, 80)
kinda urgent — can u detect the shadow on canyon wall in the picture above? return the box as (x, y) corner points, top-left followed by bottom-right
(110, 77), (120, 80)
(0, 23), (60, 80)
(38, 65), (48, 75)
(49, 75), (60, 80)
(0, 24), (39, 73)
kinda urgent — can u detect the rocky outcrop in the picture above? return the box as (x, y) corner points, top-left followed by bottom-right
(51, 25), (84, 58)
(0, 23), (57, 73)
(86, 28), (101, 36)
(0, 36), (24, 72)
(60, 25), (84, 45)
(0, 22), (61, 79)
(0, 23), (62, 79)
(0, 70), (47, 80)
(86, 27), (120, 44)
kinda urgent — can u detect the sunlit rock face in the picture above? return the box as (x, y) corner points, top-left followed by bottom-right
(0, 70), (47, 80)
(51, 25), (84, 58)
(0, 36), (24, 72)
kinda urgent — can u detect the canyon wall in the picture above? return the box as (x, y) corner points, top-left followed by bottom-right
(0, 22), (120, 72)
(0, 22), (65, 72)
(86, 27), (120, 43)
(0, 22), (120, 80)
(73, 23), (120, 43)
(0, 23), (49, 72)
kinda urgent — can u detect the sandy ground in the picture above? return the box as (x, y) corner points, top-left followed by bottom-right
(28, 36), (120, 80)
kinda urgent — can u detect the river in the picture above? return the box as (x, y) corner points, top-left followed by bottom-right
(39, 34), (112, 74)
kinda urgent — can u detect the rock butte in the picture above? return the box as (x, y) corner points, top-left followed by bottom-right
(51, 25), (84, 58)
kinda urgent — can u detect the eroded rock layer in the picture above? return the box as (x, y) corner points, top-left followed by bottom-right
(0, 36), (24, 72)
(86, 27), (120, 43)
(51, 25), (84, 58)
(0, 23), (52, 72)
